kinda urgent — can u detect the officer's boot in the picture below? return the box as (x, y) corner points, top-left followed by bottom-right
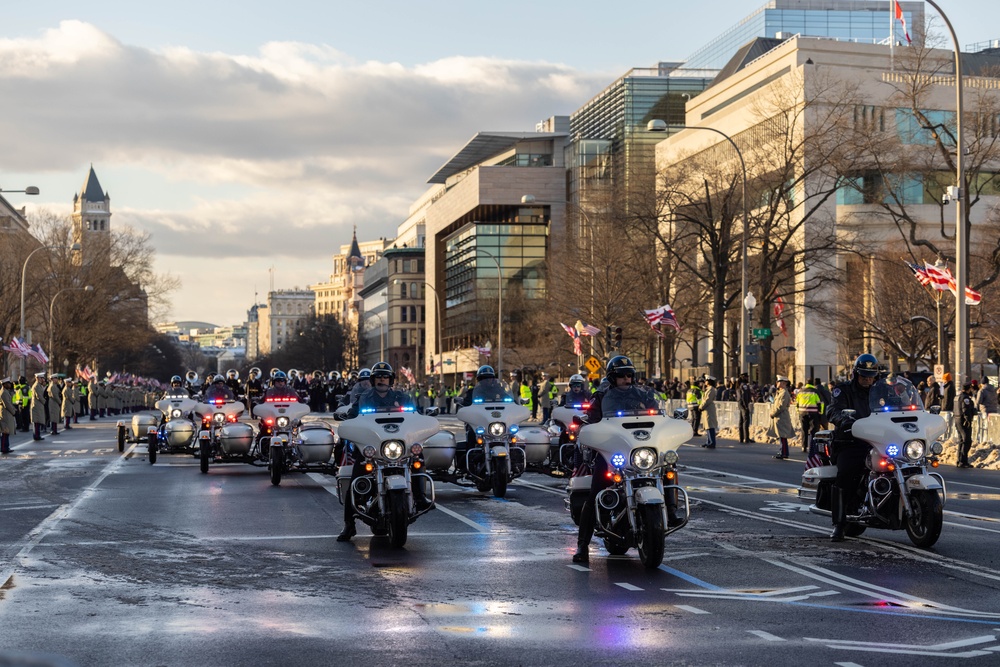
(33, 423), (44, 441)
(1, 433), (10, 453)
(337, 496), (357, 542)
(830, 487), (846, 542)
(573, 501), (596, 563)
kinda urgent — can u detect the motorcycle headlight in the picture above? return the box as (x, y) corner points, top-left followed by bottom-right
(662, 450), (679, 466)
(362, 445), (377, 459)
(381, 440), (405, 460)
(171, 409), (182, 418)
(631, 447), (657, 471)
(213, 413), (225, 424)
(276, 416), (290, 428)
(904, 439), (925, 461)
(488, 422), (506, 437)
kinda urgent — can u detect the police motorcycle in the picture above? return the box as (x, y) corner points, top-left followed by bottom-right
(335, 363), (438, 548)
(541, 375), (592, 476)
(116, 409), (161, 454)
(566, 384), (691, 569)
(253, 392), (337, 486)
(195, 376), (256, 474)
(799, 375), (947, 547)
(449, 375), (531, 498)
(147, 377), (199, 464)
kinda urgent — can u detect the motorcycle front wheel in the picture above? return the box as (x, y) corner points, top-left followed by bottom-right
(117, 426), (126, 453)
(905, 490), (943, 548)
(200, 442), (211, 474)
(491, 462), (508, 498)
(148, 432), (157, 464)
(636, 504), (666, 569)
(270, 448), (284, 486)
(387, 491), (408, 548)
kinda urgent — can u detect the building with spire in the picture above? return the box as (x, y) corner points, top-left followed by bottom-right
(310, 229), (394, 327)
(72, 165), (112, 267)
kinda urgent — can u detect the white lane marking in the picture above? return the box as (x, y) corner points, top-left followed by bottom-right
(433, 503), (492, 533)
(694, 495), (1000, 585)
(764, 558), (1000, 619)
(681, 465), (798, 488)
(674, 605), (710, 614)
(748, 630), (785, 642)
(615, 583), (643, 591)
(808, 634), (1000, 658)
(567, 564), (591, 572)
(0, 505), (61, 512)
(305, 471), (493, 533)
(0, 443), (137, 589)
(945, 509), (1000, 525)
(512, 479), (566, 497)
(835, 663), (866, 667)
(661, 552), (710, 562)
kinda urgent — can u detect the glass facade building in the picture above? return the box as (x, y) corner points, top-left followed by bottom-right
(443, 214), (548, 349)
(684, 1), (924, 71)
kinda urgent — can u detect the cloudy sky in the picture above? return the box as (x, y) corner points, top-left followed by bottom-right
(1, 1), (992, 325)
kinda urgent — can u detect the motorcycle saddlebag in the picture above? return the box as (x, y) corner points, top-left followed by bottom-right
(423, 431), (456, 470)
(516, 425), (550, 464)
(218, 422), (254, 455)
(296, 425), (336, 464)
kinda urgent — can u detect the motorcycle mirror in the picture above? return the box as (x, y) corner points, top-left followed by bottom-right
(928, 405), (941, 415)
(841, 409), (856, 417)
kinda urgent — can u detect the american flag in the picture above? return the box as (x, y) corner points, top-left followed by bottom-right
(473, 344), (491, 358)
(774, 296), (788, 337)
(924, 261), (982, 305)
(905, 261), (933, 287)
(399, 366), (415, 383)
(805, 442), (824, 471)
(560, 323), (584, 355)
(5, 337), (31, 358)
(644, 305), (681, 332)
(579, 323), (601, 337)
(28, 344), (48, 365)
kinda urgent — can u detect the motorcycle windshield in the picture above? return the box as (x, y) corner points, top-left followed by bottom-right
(869, 376), (924, 412)
(601, 385), (661, 418)
(471, 379), (514, 404)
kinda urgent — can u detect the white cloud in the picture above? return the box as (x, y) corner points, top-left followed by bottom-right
(1, 20), (608, 323)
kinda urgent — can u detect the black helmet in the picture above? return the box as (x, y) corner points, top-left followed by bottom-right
(476, 365), (496, 380)
(358, 368), (372, 381)
(606, 355), (636, 380)
(852, 353), (879, 379)
(370, 361), (394, 385)
(212, 374), (225, 384)
(170, 375), (182, 386)
(272, 370), (288, 383)
(569, 373), (586, 389)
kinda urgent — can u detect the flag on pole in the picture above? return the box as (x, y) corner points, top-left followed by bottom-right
(580, 323), (601, 337)
(399, 366), (415, 384)
(559, 323), (584, 355)
(473, 342), (492, 358)
(774, 296), (788, 337)
(893, 0), (912, 44)
(643, 305), (681, 332)
(904, 261), (933, 287)
(923, 261), (982, 305)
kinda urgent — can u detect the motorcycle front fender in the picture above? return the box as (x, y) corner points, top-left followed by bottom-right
(490, 445), (509, 458)
(905, 473), (943, 492)
(384, 474), (408, 492)
(633, 485), (665, 505)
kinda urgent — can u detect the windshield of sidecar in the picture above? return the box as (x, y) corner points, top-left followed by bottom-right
(869, 376), (924, 412)
(471, 379), (514, 403)
(601, 385), (661, 417)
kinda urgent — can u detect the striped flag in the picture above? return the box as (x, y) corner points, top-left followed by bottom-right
(644, 305), (681, 332)
(924, 261), (983, 305)
(774, 296), (788, 337)
(893, 0), (911, 45)
(905, 261), (933, 287)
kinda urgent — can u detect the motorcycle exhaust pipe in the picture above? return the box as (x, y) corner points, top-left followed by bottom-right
(871, 477), (893, 496)
(352, 477), (373, 496)
(597, 489), (620, 510)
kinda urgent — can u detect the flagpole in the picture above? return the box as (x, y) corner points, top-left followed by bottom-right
(889, 0), (895, 72)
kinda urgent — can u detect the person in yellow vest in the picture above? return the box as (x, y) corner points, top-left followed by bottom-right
(796, 379), (825, 454)
(13, 377), (30, 432)
(685, 379), (702, 437)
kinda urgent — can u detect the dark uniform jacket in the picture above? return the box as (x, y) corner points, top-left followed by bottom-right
(347, 387), (413, 418)
(826, 380), (874, 447)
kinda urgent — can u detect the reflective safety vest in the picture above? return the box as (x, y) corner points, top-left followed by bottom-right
(686, 387), (701, 406)
(519, 384), (533, 408)
(796, 385), (823, 414)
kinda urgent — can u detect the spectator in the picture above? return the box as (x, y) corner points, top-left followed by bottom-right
(976, 377), (998, 415)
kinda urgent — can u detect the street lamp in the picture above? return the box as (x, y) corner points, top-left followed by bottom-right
(0, 186), (40, 195)
(363, 311), (386, 361)
(446, 243), (503, 375)
(924, 0), (967, 407)
(419, 280), (445, 387)
(649, 120), (750, 376)
(19, 242), (81, 376)
(772, 345), (796, 380)
(743, 292), (757, 378)
(48, 286), (94, 373)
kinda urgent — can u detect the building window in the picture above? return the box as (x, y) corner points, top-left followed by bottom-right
(401, 307), (408, 323)
(400, 328), (408, 346)
(410, 283), (418, 299)
(410, 306), (417, 323)
(399, 282), (407, 299)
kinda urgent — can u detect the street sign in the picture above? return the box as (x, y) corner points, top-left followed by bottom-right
(584, 355), (602, 373)
(746, 343), (761, 365)
(934, 364), (945, 381)
(753, 328), (772, 340)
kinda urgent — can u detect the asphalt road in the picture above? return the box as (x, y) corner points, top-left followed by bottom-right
(2, 414), (1000, 666)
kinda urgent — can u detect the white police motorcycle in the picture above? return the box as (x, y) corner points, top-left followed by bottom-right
(149, 394), (199, 464)
(195, 397), (255, 474)
(336, 404), (438, 548)
(799, 376), (947, 548)
(253, 397), (337, 486)
(453, 379), (530, 498)
(566, 385), (691, 568)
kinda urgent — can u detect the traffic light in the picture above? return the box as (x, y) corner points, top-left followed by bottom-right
(606, 326), (613, 352)
(613, 326), (623, 350)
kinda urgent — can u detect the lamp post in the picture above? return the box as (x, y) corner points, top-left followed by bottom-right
(648, 120), (750, 376)
(20, 242), (81, 377)
(924, 0), (967, 405)
(48, 286), (94, 373)
(363, 311), (386, 361)
(447, 243), (503, 375)
(423, 281), (445, 387)
(744, 292), (757, 380)
(0, 186), (40, 195)
(772, 345), (796, 381)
